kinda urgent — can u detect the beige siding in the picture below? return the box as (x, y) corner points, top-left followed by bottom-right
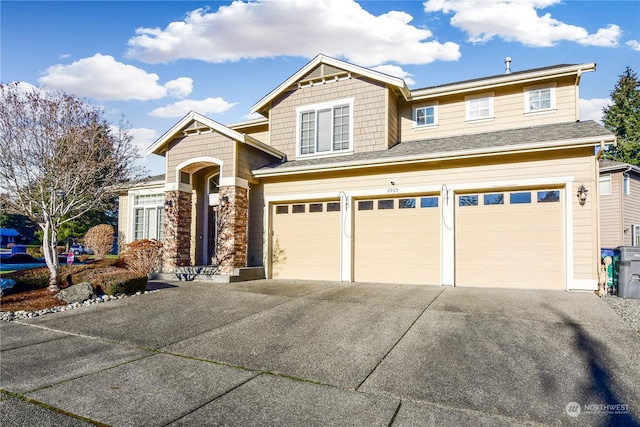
(236, 143), (278, 183)
(262, 149), (599, 283)
(166, 132), (236, 183)
(400, 78), (578, 143)
(387, 89), (399, 148)
(623, 173), (640, 246)
(269, 76), (387, 157)
(118, 195), (129, 249)
(248, 129), (270, 146)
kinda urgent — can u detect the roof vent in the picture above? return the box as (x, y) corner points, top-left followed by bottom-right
(504, 57), (512, 74)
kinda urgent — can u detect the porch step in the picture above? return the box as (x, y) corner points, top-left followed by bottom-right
(149, 266), (265, 283)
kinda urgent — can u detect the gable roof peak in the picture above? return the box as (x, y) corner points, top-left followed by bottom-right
(250, 54), (410, 116)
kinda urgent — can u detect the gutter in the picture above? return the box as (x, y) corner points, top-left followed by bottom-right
(254, 135), (616, 178)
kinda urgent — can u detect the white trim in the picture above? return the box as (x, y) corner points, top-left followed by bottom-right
(251, 54), (409, 114)
(565, 182), (573, 291)
(568, 279), (598, 291)
(254, 136), (615, 178)
(295, 98), (354, 159)
(164, 182), (192, 193)
(599, 174), (612, 195)
(465, 93), (494, 122)
(524, 84), (556, 114)
(412, 102), (439, 129)
(220, 176), (249, 189)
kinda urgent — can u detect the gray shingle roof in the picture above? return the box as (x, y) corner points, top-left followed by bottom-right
(256, 121), (614, 173)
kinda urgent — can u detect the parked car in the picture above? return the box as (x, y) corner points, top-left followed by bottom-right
(70, 244), (93, 255)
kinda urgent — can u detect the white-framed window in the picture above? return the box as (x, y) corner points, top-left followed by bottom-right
(413, 104), (438, 128)
(623, 173), (630, 195)
(524, 85), (556, 113)
(296, 98), (354, 157)
(132, 193), (164, 241)
(465, 94), (494, 121)
(632, 224), (640, 247)
(599, 174), (611, 195)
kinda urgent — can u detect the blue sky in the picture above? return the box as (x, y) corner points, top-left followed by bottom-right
(2, 0), (639, 175)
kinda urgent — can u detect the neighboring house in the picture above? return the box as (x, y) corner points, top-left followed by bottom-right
(119, 54), (616, 290)
(0, 228), (22, 248)
(599, 159), (640, 248)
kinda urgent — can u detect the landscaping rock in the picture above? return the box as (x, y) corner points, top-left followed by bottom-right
(55, 282), (96, 304)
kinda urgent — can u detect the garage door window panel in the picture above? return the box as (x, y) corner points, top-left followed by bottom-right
(484, 194), (504, 205)
(378, 199), (394, 209)
(309, 203), (323, 213)
(510, 192), (531, 204)
(275, 205), (289, 214)
(537, 191), (560, 202)
(420, 197), (438, 208)
(358, 201), (373, 211)
(459, 195), (478, 206)
(399, 198), (416, 209)
(292, 204), (306, 213)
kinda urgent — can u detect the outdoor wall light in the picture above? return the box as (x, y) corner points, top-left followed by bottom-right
(164, 199), (173, 208)
(220, 196), (229, 207)
(577, 185), (588, 206)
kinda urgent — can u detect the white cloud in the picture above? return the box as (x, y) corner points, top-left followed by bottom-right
(128, 127), (159, 154)
(242, 112), (266, 121)
(424, 0), (621, 48)
(580, 98), (610, 123)
(126, 0), (460, 67)
(626, 40), (640, 51)
(38, 54), (193, 101)
(371, 65), (415, 86)
(149, 97), (239, 118)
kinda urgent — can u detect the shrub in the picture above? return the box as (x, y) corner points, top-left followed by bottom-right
(121, 239), (163, 275)
(92, 271), (148, 295)
(84, 224), (114, 260)
(3, 267), (50, 288)
(26, 246), (43, 258)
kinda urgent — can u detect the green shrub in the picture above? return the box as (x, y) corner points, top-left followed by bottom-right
(91, 271), (148, 295)
(26, 246), (43, 258)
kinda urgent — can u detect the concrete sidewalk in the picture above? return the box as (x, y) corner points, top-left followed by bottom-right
(1, 280), (639, 426)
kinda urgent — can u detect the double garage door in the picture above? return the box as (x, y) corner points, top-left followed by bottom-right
(271, 188), (564, 288)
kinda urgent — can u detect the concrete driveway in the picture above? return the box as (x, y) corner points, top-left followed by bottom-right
(1, 280), (639, 426)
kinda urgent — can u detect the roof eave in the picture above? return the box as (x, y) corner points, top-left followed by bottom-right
(253, 134), (614, 178)
(410, 63), (596, 101)
(250, 54), (409, 115)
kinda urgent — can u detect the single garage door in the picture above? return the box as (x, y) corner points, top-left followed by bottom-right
(271, 201), (341, 280)
(354, 196), (440, 285)
(455, 189), (564, 289)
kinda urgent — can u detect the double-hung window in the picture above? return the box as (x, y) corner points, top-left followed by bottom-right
(524, 85), (556, 113)
(413, 104), (438, 128)
(132, 193), (165, 242)
(466, 95), (494, 121)
(600, 174), (611, 195)
(623, 173), (630, 195)
(297, 98), (353, 157)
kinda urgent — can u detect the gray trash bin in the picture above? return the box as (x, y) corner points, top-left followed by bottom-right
(614, 246), (640, 299)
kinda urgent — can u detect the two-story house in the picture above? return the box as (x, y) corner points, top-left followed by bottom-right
(119, 54), (615, 290)
(599, 159), (640, 248)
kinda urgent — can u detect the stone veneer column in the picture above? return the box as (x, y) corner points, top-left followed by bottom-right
(163, 190), (192, 271)
(216, 186), (248, 274)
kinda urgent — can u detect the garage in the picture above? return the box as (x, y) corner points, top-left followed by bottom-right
(455, 189), (564, 289)
(270, 201), (341, 280)
(353, 195), (440, 285)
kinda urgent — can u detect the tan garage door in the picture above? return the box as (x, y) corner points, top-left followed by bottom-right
(354, 196), (440, 285)
(455, 189), (564, 289)
(271, 201), (341, 281)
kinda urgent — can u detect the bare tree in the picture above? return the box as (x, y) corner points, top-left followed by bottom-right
(0, 82), (145, 291)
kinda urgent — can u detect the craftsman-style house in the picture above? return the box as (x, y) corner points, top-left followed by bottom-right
(119, 54), (616, 290)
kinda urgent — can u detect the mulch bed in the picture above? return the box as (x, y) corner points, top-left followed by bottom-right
(1, 285), (68, 312)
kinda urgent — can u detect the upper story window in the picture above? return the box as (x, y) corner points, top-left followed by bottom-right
(466, 94), (494, 121)
(623, 173), (630, 195)
(524, 85), (556, 114)
(413, 104), (438, 128)
(296, 98), (354, 157)
(600, 174), (611, 195)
